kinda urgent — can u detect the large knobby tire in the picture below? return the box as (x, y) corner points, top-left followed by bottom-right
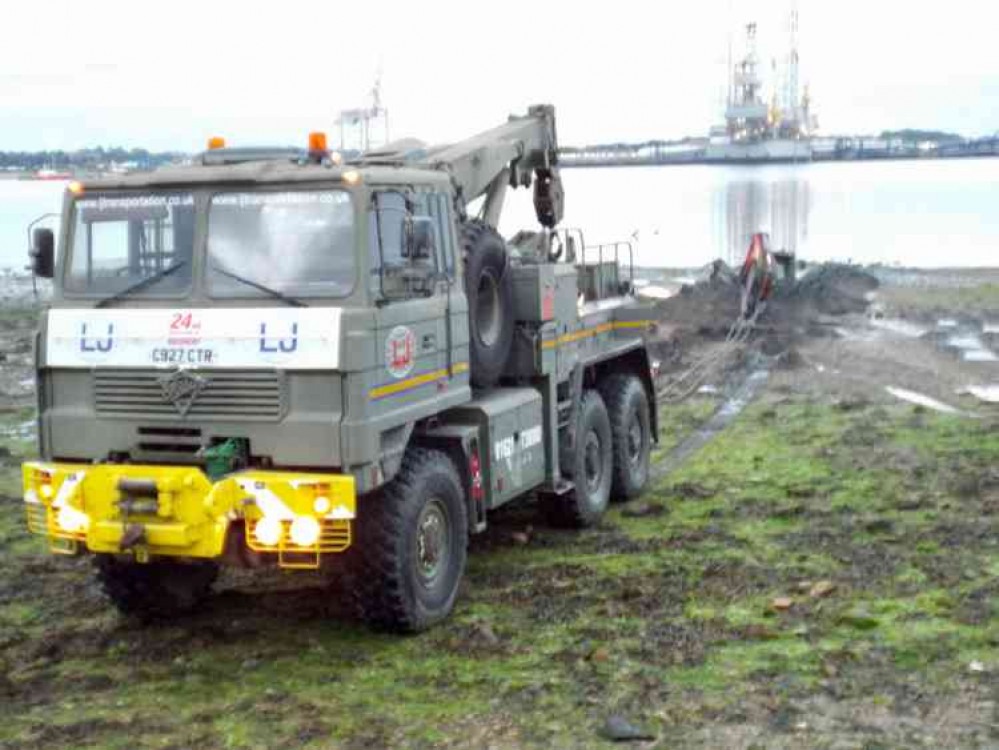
(94, 556), (218, 622)
(546, 390), (613, 528)
(462, 220), (513, 389)
(351, 448), (468, 632)
(600, 373), (652, 502)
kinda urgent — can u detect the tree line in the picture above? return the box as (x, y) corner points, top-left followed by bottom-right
(0, 147), (184, 171)
(878, 129), (964, 144)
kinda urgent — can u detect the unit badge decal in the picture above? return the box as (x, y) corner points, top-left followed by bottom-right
(385, 326), (416, 379)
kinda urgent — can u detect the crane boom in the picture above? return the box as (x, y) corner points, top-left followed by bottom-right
(358, 104), (564, 230)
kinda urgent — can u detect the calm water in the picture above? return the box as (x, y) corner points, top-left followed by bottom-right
(2, 159), (996, 270)
(1, 179), (66, 272)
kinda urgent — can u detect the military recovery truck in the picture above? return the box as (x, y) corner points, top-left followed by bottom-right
(22, 105), (659, 631)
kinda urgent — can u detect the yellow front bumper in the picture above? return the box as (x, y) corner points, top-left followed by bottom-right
(22, 462), (356, 567)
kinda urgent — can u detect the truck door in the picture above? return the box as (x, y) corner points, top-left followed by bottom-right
(424, 191), (468, 386)
(367, 191), (464, 423)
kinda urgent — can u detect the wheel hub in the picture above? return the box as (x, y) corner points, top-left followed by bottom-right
(627, 407), (643, 467)
(415, 499), (450, 587)
(584, 431), (603, 492)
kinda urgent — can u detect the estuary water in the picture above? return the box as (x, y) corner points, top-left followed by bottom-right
(1, 157), (996, 271)
(1, 179), (66, 272)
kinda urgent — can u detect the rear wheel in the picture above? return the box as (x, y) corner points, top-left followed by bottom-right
(350, 448), (468, 632)
(94, 556), (218, 622)
(601, 373), (652, 501)
(546, 390), (612, 528)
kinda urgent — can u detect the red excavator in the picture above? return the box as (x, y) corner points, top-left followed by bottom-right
(738, 232), (796, 320)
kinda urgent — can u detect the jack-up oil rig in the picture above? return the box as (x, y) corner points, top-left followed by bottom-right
(706, 7), (818, 162)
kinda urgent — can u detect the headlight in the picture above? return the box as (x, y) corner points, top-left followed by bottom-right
(290, 516), (320, 547)
(56, 506), (89, 534)
(254, 516), (283, 547)
(313, 496), (331, 514)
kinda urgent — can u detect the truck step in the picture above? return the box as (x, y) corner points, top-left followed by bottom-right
(535, 478), (575, 502)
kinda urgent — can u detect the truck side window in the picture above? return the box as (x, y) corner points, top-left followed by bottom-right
(417, 192), (446, 276)
(431, 193), (455, 276)
(370, 190), (442, 300)
(368, 191), (407, 296)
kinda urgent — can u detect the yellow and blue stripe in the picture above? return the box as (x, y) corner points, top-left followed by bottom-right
(369, 362), (470, 401)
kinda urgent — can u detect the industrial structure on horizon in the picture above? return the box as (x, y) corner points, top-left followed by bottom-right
(560, 2), (998, 169)
(706, 7), (818, 162)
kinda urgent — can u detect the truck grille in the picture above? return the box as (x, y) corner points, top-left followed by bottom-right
(93, 369), (284, 421)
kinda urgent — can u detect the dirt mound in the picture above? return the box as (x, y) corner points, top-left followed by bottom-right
(655, 276), (742, 337)
(775, 263), (880, 316)
(654, 261), (879, 340)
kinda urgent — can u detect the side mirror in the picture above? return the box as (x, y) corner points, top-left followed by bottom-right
(404, 216), (436, 261)
(30, 227), (55, 279)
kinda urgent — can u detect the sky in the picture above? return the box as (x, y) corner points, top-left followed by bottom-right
(2, 0), (998, 152)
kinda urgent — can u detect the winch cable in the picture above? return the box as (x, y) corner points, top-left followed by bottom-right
(656, 284), (769, 404)
(656, 237), (780, 404)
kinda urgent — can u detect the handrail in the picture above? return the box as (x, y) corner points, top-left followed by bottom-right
(578, 240), (635, 299)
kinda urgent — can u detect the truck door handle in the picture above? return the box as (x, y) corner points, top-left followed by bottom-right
(422, 333), (436, 350)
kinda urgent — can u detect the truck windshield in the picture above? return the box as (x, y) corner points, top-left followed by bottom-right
(65, 193), (195, 295)
(207, 190), (355, 299)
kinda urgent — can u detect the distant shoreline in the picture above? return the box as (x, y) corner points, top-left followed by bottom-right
(0, 172), (78, 182)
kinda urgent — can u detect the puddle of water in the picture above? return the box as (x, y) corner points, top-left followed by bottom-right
(962, 350), (999, 363)
(637, 285), (677, 301)
(836, 325), (906, 343)
(886, 386), (964, 415)
(940, 332), (999, 363)
(960, 385), (999, 404)
(835, 327), (880, 342)
(871, 319), (928, 338)
(948, 334), (985, 349)
(2, 420), (36, 440)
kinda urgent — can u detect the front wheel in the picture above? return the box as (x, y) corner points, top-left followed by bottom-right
(351, 448), (468, 632)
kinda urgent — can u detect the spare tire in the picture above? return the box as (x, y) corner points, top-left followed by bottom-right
(461, 220), (513, 389)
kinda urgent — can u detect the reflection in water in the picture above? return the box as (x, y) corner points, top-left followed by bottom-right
(718, 178), (811, 265)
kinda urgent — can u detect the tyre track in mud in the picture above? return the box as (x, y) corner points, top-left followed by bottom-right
(651, 361), (772, 481)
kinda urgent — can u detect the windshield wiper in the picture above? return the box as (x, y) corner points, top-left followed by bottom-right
(210, 264), (308, 308)
(95, 261), (187, 308)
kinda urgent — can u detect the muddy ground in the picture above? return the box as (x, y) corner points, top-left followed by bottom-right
(0, 268), (997, 749)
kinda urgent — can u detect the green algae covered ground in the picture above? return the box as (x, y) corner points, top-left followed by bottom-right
(1, 389), (997, 749)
